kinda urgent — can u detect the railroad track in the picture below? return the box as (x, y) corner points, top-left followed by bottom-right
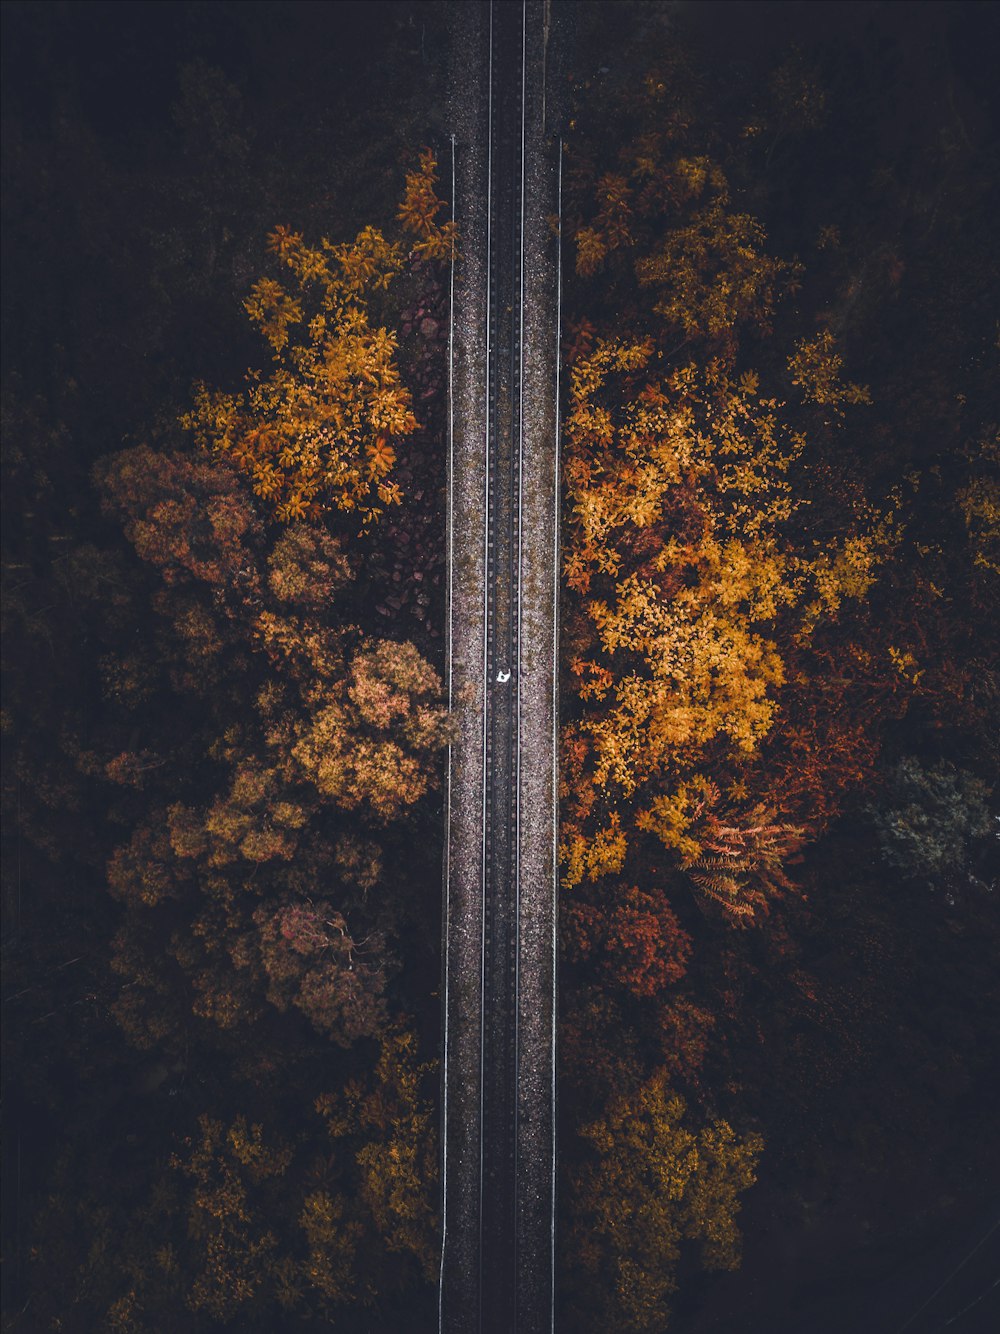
(479, 4), (525, 1329)
(441, 2), (564, 1331)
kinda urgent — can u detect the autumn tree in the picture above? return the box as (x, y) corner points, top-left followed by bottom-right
(86, 156), (455, 1062)
(560, 50), (899, 924)
(256, 900), (388, 1043)
(565, 1068), (762, 1333)
(172, 1114), (292, 1324)
(316, 1023), (439, 1282)
(554, 34), (931, 1328)
(1, 11), (457, 1325)
(94, 441), (449, 1052)
(564, 882), (692, 996)
(182, 151), (453, 525)
(556, 16), (1000, 1330)
(559, 335), (888, 919)
(23, 1021), (439, 1333)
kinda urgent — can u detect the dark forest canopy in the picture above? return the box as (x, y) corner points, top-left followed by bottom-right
(3, 2), (999, 1331)
(558, 3), (999, 1330)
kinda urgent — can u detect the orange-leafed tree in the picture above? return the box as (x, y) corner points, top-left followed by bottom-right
(559, 335), (889, 922)
(95, 441), (450, 1052)
(183, 151), (452, 526)
(565, 883), (692, 997)
(559, 52), (899, 932)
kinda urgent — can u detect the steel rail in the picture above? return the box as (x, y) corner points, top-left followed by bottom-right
(550, 136), (563, 1334)
(438, 128), (457, 1334)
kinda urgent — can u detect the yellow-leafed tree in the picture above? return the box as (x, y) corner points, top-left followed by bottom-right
(559, 336), (888, 918)
(566, 1068), (763, 1333)
(184, 151), (453, 526)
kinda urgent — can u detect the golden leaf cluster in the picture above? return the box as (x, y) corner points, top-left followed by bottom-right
(183, 152), (454, 526)
(560, 333), (890, 907)
(569, 1068), (763, 1332)
(397, 147), (457, 261)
